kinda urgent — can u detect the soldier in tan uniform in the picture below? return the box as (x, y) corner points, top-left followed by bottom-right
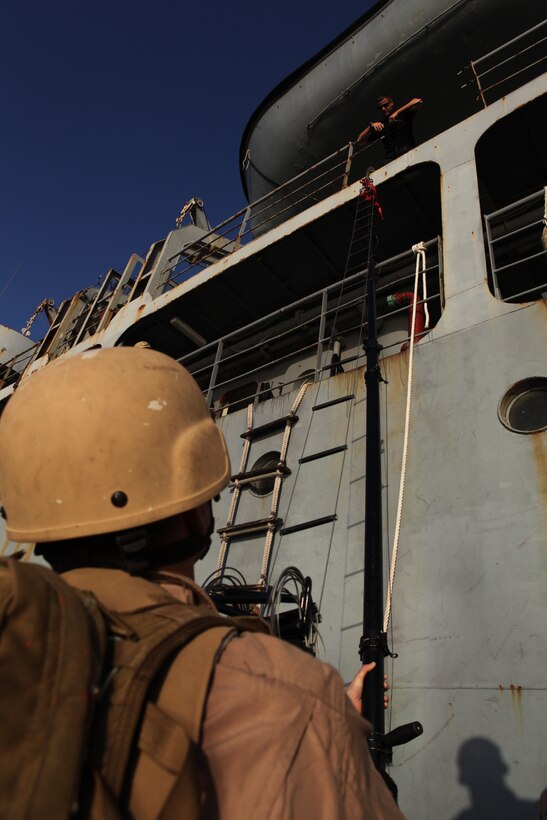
(0, 346), (403, 819)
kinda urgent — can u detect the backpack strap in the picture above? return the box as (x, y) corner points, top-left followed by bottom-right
(67, 569), (271, 819)
(0, 559), (106, 820)
(138, 701), (190, 774)
(135, 626), (234, 820)
(153, 619), (271, 820)
(96, 609), (234, 800)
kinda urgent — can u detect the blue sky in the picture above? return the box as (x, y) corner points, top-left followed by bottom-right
(1, 1), (372, 338)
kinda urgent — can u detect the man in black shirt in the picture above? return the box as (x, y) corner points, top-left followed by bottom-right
(357, 93), (423, 160)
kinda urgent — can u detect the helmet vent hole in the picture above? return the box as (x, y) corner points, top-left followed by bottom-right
(111, 491), (128, 508)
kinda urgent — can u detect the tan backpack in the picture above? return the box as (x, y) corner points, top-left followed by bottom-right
(0, 557), (263, 820)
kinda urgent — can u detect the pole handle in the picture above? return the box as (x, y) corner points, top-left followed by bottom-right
(383, 721), (423, 748)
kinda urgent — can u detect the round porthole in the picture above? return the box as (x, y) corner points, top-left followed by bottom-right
(249, 451), (281, 497)
(498, 377), (547, 434)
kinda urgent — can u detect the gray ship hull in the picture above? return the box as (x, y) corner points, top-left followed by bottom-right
(200, 298), (546, 816)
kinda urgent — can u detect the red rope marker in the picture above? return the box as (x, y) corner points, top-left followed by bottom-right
(359, 177), (384, 220)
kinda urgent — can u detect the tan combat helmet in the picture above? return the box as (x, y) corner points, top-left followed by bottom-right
(0, 346), (230, 543)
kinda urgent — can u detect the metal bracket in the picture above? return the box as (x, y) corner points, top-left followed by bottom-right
(359, 631), (397, 659)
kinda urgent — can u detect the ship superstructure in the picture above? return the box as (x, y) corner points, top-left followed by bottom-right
(1, 3), (546, 817)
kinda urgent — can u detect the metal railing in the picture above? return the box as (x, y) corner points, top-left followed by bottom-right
(485, 187), (547, 302)
(469, 20), (547, 107)
(177, 238), (443, 413)
(0, 139), (379, 397)
(0, 342), (40, 391)
(5, 21), (543, 399)
(161, 140), (373, 289)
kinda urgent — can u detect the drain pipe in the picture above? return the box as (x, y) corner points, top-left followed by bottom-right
(387, 292), (426, 351)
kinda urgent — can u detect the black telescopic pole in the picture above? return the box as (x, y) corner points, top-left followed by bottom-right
(356, 180), (424, 795)
(359, 180), (388, 769)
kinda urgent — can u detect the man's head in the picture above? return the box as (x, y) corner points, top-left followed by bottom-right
(376, 94), (394, 116)
(0, 346), (231, 574)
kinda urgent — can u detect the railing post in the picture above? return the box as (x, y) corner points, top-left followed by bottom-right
(470, 60), (487, 108)
(0, 362), (13, 390)
(316, 290), (328, 377)
(484, 214), (501, 299)
(342, 143), (354, 189)
(437, 236), (445, 311)
(234, 205), (252, 250)
(206, 339), (224, 408)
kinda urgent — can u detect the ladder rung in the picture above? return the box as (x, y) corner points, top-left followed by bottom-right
(217, 516), (283, 540)
(240, 414), (299, 440)
(299, 445), (347, 464)
(313, 394), (354, 411)
(280, 515), (337, 536)
(230, 464), (291, 485)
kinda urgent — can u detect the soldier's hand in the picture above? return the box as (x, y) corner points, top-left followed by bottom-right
(346, 662), (390, 713)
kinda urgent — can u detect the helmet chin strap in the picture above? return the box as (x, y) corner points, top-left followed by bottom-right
(115, 516), (215, 575)
(36, 508), (216, 575)
(115, 529), (151, 574)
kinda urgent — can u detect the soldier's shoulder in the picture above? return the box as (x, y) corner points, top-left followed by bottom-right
(217, 629), (348, 712)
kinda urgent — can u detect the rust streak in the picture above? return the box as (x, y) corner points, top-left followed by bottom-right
(509, 684), (524, 724)
(531, 434), (547, 572)
(531, 434), (547, 500)
(332, 364), (365, 394)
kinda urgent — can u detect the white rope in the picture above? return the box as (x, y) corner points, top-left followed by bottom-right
(216, 402), (254, 574)
(216, 540), (230, 577)
(383, 242), (426, 633)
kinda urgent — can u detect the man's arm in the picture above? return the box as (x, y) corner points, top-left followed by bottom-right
(199, 631), (405, 819)
(357, 121), (384, 143)
(389, 97), (423, 122)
